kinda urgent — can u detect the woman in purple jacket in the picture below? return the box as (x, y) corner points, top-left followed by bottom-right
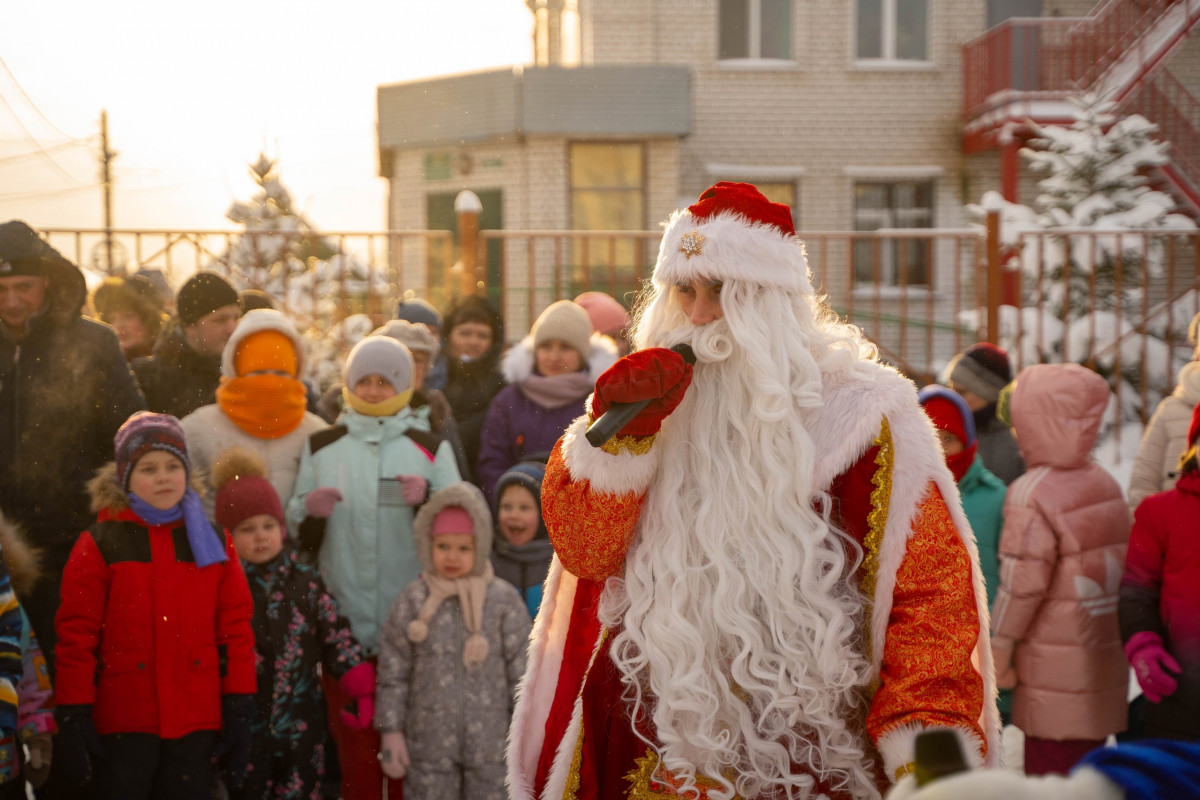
(476, 301), (616, 502)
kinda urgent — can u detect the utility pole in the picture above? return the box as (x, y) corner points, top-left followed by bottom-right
(99, 110), (117, 274)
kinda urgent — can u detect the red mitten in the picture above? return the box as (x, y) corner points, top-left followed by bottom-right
(591, 348), (694, 438)
(338, 662), (376, 730)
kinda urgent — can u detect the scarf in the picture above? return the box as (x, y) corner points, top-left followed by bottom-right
(519, 370), (593, 410)
(342, 386), (414, 417)
(947, 443), (979, 483)
(406, 560), (495, 666)
(128, 488), (228, 568)
(216, 374), (308, 439)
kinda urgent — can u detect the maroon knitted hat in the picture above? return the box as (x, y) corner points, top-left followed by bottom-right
(211, 448), (284, 530)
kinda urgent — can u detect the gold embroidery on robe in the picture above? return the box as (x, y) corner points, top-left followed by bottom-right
(544, 442), (647, 581)
(867, 487), (987, 757)
(624, 750), (740, 800)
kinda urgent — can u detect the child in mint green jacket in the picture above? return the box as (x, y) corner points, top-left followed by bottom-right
(287, 335), (460, 800)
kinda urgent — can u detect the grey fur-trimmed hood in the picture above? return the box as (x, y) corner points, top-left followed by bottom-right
(412, 481), (493, 575)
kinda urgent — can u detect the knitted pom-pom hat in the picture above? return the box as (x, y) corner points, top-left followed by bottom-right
(211, 447), (284, 530)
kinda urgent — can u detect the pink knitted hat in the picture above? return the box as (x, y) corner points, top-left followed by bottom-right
(431, 506), (473, 537)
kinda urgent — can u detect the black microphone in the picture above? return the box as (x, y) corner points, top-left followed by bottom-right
(913, 728), (969, 787)
(586, 343), (697, 448)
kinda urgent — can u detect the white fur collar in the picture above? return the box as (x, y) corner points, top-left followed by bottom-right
(501, 332), (618, 385)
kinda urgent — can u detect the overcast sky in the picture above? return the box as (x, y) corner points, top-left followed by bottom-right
(0, 0), (532, 232)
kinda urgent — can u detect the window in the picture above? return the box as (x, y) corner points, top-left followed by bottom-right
(853, 181), (932, 286)
(752, 182), (796, 227)
(569, 143), (646, 296)
(719, 0), (793, 61)
(856, 0), (927, 61)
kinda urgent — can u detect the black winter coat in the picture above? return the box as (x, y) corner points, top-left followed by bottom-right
(441, 295), (506, 480)
(0, 261), (144, 572)
(237, 544), (365, 800)
(0, 250), (145, 673)
(131, 325), (222, 419)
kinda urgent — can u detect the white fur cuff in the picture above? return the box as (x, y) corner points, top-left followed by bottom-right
(561, 414), (661, 496)
(876, 722), (985, 784)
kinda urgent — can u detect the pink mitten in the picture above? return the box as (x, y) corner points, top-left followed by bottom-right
(379, 731), (410, 780)
(1125, 631), (1181, 703)
(338, 662), (376, 730)
(305, 487), (343, 519)
(395, 474), (428, 506)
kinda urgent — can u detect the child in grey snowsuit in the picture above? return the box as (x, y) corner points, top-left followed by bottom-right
(375, 482), (531, 800)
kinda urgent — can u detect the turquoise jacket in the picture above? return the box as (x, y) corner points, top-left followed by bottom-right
(287, 408), (461, 654)
(958, 456), (1007, 609)
(958, 455), (1010, 714)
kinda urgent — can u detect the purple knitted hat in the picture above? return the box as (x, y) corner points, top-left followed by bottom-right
(114, 412), (190, 491)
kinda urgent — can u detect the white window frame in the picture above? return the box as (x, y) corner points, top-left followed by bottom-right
(850, 175), (937, 290)
(719, 0), (794, 64)
(854, 0), (930, 66)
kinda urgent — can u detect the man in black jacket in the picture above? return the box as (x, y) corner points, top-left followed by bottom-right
(131, 270), (240, 418)
(0, 220), (145, 674)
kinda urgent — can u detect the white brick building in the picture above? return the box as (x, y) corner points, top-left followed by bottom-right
(377, 0), (1200, 342)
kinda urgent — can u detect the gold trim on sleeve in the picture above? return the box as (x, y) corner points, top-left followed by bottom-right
(862, 416), (894, 662)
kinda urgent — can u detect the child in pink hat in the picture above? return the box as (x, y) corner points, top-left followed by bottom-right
(375, 482), (530, 800)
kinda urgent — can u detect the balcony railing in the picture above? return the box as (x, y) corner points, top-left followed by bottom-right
(963, 0), (1182, 119)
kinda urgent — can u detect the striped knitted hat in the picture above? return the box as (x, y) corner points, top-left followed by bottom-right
(945, 343), (1012, 404)
(115, 412), (189, 491)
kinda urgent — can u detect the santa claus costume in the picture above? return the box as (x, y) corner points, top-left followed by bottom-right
(507, 183), (1000, 800)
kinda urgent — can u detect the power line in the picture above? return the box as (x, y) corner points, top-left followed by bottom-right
(0, 137), (96, 166)
(0, 92), (90, 185)
(0, 55), (82, 141)
(0, 184), (100, 202)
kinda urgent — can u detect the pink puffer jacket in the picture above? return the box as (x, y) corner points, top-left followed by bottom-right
(990, 363), (1131, 740)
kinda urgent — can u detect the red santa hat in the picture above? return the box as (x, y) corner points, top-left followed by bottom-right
(653, 182), (809, 293)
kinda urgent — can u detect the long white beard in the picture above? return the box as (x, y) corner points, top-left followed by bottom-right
(598, 317), (881, 800)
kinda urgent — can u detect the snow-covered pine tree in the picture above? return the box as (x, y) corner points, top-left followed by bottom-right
(217, 153), (380, 386)
(970, 93), (1196, 422)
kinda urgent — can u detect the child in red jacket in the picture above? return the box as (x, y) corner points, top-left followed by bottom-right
(53, 412), (256, 799)
(1120, 401), (1200, 741)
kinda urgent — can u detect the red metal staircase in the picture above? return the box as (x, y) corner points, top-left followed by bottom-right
(962, 0), (1200, 215)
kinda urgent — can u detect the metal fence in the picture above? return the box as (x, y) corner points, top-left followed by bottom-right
(42, 220), (1200, 428)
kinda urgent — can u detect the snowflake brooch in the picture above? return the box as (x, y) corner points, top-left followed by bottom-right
(679, 230), (705, 259)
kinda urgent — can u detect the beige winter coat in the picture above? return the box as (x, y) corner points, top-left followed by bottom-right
(990, 363), (1131, 741)
(1127, 360), (1200, 512)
